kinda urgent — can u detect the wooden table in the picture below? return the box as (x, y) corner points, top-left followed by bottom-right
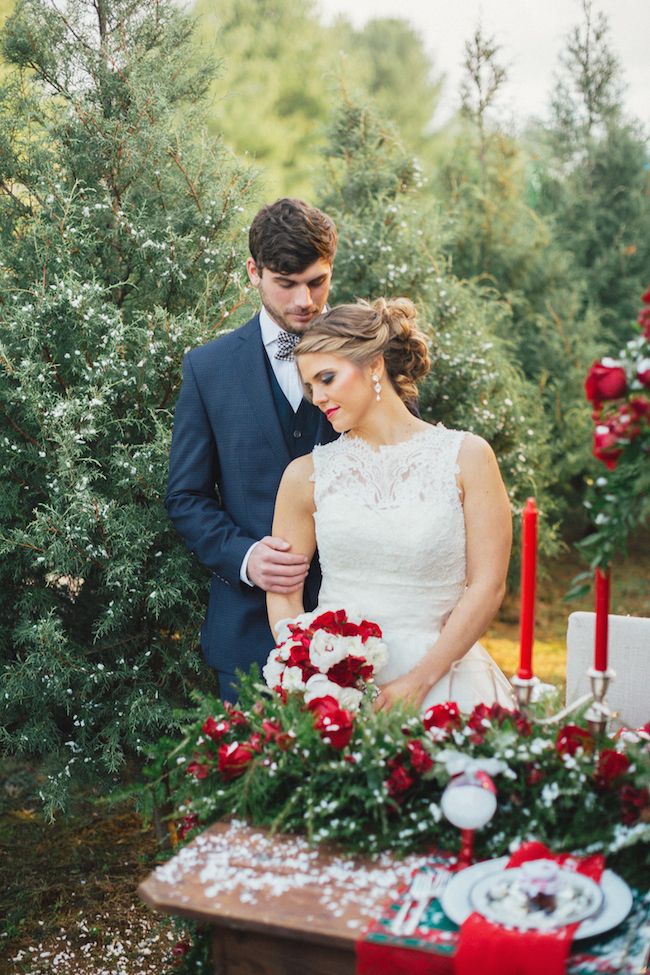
(138, 820), (419, 975)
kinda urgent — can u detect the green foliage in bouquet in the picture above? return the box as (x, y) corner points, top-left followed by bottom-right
(318, 98), (559, 557)
(156, 671), (650, 888)
(0, 0), (256, 814)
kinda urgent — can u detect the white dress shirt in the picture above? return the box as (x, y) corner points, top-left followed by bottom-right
(240, 307), (306, 585)
(258, 306), (305, 412)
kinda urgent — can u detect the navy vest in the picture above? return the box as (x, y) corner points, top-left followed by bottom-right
(263, 352), (321, 458)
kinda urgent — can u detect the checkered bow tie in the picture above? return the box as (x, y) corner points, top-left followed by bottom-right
(275, 329), (300, 362)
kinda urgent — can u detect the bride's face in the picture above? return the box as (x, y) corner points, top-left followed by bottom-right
(299, 352), (375, 430)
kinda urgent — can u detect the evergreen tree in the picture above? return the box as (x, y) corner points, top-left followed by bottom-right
(533, 1), (650, 344)
(318, 98), (558, 555)
(433, 26), (599, 526)
(191, 0), (442, 199)
(0, 0), (255, 813)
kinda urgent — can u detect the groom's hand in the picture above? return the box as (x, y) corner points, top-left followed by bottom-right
(247, 536), (310, 593)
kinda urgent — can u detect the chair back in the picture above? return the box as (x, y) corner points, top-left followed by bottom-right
(566, 612), (650, 729)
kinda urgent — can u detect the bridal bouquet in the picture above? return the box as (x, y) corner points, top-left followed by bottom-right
(262, 608), (389, 712)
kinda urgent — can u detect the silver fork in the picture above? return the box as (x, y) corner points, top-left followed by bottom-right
(391, 871), (437, 935)
(402, 871), (446, 936)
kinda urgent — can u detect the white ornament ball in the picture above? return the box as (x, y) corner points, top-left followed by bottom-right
(441, 771), (497, 830)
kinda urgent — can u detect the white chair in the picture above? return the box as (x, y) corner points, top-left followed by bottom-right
(566, 612), (650, 729)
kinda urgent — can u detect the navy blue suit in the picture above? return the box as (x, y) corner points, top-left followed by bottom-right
(165, 314), (337, 697)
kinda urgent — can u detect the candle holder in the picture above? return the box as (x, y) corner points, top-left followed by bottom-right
(510, 673), (540, 710)
(585, 666), (616, 736)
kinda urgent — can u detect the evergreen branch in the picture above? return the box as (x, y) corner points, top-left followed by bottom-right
(210, 297), (247, 332)
(45, 518), (105, 570)
(165, 149), (203, 212)
(42, 346), (69, 393)
(1, 410), (40, 448)
(0, 179), (33, 216)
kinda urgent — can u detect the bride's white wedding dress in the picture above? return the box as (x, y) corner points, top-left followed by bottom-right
(311, 424), (515, 713)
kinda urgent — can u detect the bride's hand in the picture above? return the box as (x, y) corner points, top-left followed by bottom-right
(373, 672), (429, 713)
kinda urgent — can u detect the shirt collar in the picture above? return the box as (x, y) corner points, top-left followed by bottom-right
(259, 304), (329, 350)
(259, 306), (284, 351)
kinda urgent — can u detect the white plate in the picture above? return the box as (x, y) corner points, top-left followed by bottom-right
(441, 857), (633, 940)
(469, 865), (604, 930)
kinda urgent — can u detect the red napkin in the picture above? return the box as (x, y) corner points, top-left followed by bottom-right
(454, 842), (605, 975)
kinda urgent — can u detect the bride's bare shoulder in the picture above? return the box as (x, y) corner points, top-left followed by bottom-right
(278, 454), (316, 505)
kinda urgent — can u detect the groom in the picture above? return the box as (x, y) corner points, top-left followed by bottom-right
(165, 198), (339, 700)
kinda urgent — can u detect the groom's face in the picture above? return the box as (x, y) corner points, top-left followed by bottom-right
(246, 257), (332, 335)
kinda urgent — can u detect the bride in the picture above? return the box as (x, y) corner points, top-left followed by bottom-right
(267, 297), (514, 713)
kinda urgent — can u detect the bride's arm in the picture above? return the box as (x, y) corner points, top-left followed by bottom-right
(376, 433), (512, 711)
(266, 454), (317, 640)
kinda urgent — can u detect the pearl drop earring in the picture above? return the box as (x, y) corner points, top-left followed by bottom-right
(372, 373), (382, 401)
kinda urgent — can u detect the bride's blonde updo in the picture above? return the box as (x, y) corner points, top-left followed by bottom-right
(295, 297), (431, 405)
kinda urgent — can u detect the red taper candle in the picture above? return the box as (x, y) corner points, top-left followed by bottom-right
(594, 567), (610, 672)
(518, 498), (538, 680)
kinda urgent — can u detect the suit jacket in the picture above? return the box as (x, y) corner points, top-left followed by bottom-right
(165, 313), (338, 675)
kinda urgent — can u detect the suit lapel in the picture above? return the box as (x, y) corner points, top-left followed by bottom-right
(237, 316), (291, 465)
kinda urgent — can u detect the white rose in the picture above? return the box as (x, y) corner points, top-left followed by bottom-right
(304, 673), (343, 705)
(262, 653), (285, 689)
(309, 631), (350, 672)
(338, 686), (363, 711)
(275, 609), (318, 643)
(362, 637), (389, 671)
(282, 666), (307, 693)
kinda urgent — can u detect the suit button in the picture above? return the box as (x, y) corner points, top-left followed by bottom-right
(293, 430), (302, 438)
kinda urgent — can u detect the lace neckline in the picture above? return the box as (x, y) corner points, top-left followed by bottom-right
(340, 424), (441, 455)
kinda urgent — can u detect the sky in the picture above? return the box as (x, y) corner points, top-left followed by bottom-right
(317, 0), (650, 130)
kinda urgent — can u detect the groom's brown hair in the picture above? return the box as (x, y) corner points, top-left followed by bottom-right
(249, 198), (337, 275)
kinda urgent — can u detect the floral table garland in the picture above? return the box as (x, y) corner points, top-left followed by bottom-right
(167, 680), (649, 872)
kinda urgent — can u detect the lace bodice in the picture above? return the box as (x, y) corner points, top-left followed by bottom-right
(312, 425), (467, 680)
(310, 424), (515, 710)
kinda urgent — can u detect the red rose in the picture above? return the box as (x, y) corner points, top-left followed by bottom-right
(630, 396), (650, 420)
(526, 765), (544, 785)
(514, 712), (533, 737)
(262, 718), (294, 751)
(595, 749), (631, 788)
(619, 784), (649, 825)
(223, 702), (248, 726)
(467, 702), (492, 733)
(172, 940), (191, 958)
(313, 704), (354, 750)
(311, 609), (347, 631)
(593, 421), (623, 470)
(641, 284), (650, 304)
(423, 701), (461, 734)
(585, 361), (628, 406)
(177, 813), (200, 840)
(637, 359), (650, 388)
(186, 758), (211, 780)
(359, 619), (383, 641)
(327, 655), (372, 687)
(286, 642), (318, 681)
(201, 716), (231, 741)
(306, 694), (340, 717)
(386, 760), (415, 798)
(556, 724), (592, 756)
(406, 738), (433, 773)
(217, 740), (258, 780)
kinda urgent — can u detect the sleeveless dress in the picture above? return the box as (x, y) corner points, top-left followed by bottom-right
(311, 425), (514, 713)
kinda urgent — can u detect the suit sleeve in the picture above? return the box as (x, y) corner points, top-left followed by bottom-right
(165, 352), (256, 586)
